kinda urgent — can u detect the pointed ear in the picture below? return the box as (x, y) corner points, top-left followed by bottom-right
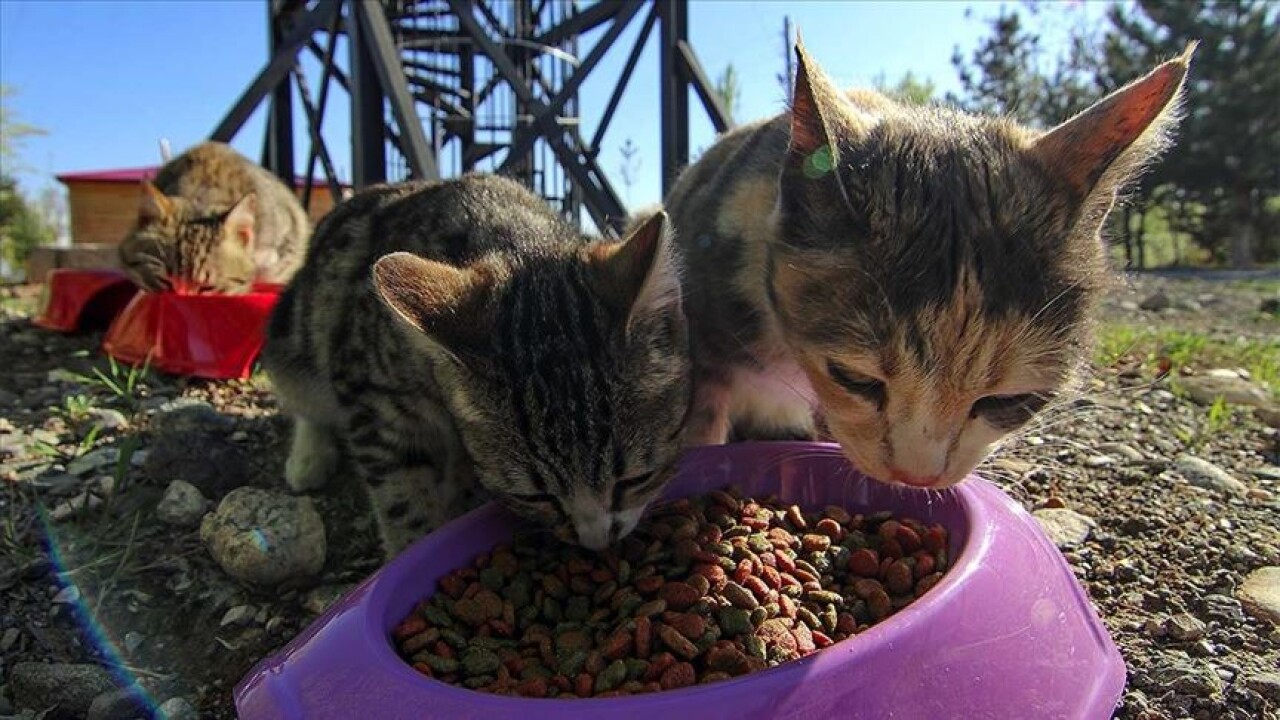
(224, 193), (257, 249)
(1030, 43), (1195, 199)
(372, 252), (494, 355)
(587, 210), (680, 336)
(788, 37), (838, 162)
(139, 182), (172, 222)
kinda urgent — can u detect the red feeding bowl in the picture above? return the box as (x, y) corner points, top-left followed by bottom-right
(34, 268), (139, 332)
(101, 283), (283, 380)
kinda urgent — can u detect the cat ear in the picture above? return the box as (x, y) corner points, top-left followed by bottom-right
(587, 210), (680, 336)
(138, 182), (172, 222)
(1030, 42), (1195, 200)
(787, 37), (840, 161)
(224, 193), (257, 249)
(372, 252), (494, 355)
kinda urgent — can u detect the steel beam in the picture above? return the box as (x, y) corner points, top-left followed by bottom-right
(349, 0), (387, 186)
(266, 1), (297, 184)
(658, 0), (689, 196)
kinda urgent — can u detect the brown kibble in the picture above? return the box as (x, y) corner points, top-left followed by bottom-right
(867, 587), (893, 620)
(575, 673), (594, 698)
(784, 504), (807, 530)
(815, 518), (843, 540)
(634, 575), (665, 594)
(912, 551), (936, 579)
(667, 612), (706, 640)
(634, 615), (653, 657)
(659, 661), (696, 690)
(877, 520), (901, 542)
(393, 616), (427, 641)
(743, 575), (770, 599)
(439, 573), (467, 599)
(656, 622), (700, 659)
(852, 578), (885, 600)
(694, 563), (728, 591)
(644, 652), (676, 682)
(848, 548), (880, 578)
(923, 525), (947, 553)
(659, 582), (700, 611)
(516, 677), (548, 698)
(801, 533), (831, 552)
(916, 572), (944, 596)
(895, 525), (922, 552)
(885, 560), (914, 595)
(412, 661), (434, 678)
(603, 629), (634, 660)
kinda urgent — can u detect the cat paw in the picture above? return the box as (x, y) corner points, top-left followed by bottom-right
(284, 422), (339, 492)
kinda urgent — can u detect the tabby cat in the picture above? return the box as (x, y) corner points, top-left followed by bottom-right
(262, 175), (690, 556)
(664, 41), (1193, 489)
(118, 141), (311, 294)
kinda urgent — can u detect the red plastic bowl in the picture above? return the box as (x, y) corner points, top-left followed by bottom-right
(101, 284), (283, 380)
(33, 268), (139, 333)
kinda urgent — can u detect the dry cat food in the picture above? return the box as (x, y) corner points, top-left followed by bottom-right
(393, 488), (951, 698)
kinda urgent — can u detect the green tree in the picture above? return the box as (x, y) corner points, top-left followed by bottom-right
(873, 70), (936, 106)
(714, 64), (740, 123)
(1, 85), (47, 173)
(0, 85), (54, 277)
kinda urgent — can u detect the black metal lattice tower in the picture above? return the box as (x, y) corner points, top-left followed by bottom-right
(211, 0), (732, 234)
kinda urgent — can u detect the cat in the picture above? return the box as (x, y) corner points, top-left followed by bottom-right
(117, 141), (311, 294)
(261, 174), (691, 557)
(661, 41), (1194, 490)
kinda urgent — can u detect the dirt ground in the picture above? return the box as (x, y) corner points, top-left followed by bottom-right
(0, 270), (1277, 719)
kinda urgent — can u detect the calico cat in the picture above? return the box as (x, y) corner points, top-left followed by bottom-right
(262, 174), (690, 556)
(118, 141), (311, 294)
(663, 41), (1193, 489)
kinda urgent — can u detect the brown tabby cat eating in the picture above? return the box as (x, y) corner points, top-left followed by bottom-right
(118, 141), (311, 294)
(263, 175), (690, 557)
(664, 41), (1194, 490)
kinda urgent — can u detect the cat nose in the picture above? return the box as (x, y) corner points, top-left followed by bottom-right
(888, 467), (940, 488)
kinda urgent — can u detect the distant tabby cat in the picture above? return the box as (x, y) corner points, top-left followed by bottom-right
(118, 141), (311, 294)
(262, 175), (690, 556)
(664, 42), (1194, 489)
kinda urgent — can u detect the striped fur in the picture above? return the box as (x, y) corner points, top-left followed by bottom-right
(262, 175), (690, 556)
(662, 42), (1192, 490)
(118, 142), (311, 294)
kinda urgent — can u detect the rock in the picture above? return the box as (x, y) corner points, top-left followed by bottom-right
(52, 585), (81, 604)
(150, 400), (231, 435)
(1178, 374), (1271, 409)
(1032, 508), (1096, 549)
(1098, 442), (1145, 463)
(87, 408), (128, 431)
(123, 631), (144, 654)
(1, 627), (20, 652)
(303, 583), (354, 615)
(155, 480), (210, 527)
(1139, 291), (1171, 311)
(1164, 613), (1208, 641)
(156, 697), (199, 720)
(10, 662), (116, 717)
(1202, 594), (1245, 623)
(1147, 659), (1223, 697)
(1246, 672), (1280, 701)
(66, 448), (119, 477)
(1237, 566), (1280, 625)
(1254, 405), (1280, 429)
(1260, 297), (1280, 315)
(200, 487), (326, 586)
(145, 428), (250, 499)
(220, 604), (257, 627)
(1083, 454), (1114, 468)
(1174, 455), (1248, 495)
(86, 686), (149, 720)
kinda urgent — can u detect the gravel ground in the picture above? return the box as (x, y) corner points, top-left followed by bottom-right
(0, 270), (1277, 719)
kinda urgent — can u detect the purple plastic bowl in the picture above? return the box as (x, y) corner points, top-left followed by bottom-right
(234, 442), (1124, 719)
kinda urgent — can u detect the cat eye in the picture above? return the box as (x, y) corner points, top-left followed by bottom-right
(970, 393), (1051, 429)
(826, 361), (886, 404)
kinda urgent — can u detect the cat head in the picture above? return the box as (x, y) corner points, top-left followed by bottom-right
(767, 42), (1193, 489)
(373, 212), (691, 549)
(118, 182), (258, 294)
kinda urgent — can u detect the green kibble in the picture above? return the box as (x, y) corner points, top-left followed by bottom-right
(461, 647), (502, 676)
(521, 662), (554, 681)
(796, 607), (821, 630)
(593, 580), (618, 605)
(743, 635), (767, 659)
(717, 607), (754, 636)
(424, 654), (459, 674)
(780, 583), (803, 598)
(504, 577), (532, 608)
(569, 575), (594, 596)
(480, 566), (506, 591)
(624, 658), (649, 681)
(471, 636), (515, 651)
(711, 541), (735, 557)
(821, 605), (838, 633)
(565, 596), (591, 622)
(634, 599), (667, 618)
(747, 533), (772, 554)
(595, 660), (628, 693)
(616, 559), (632, 585)
(616, 595), (643, 619)
(440, 628), (468, 649)
(542, 575), (568, 599)
(805, 590), (844, 607)
(749, 607), (768, 626)
(517, 604), (540, 628)
(542, 597), (563, 623)
(557, 649), (587, 677)
(422, 605), (453, 628)
(588, 608), (612, 624)
(463, 674), (495, 689)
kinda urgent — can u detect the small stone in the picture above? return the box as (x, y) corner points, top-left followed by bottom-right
(1, 627), (20, 652)
(220, 604), (257, 627)
(200, 487), (326, 586)
(1164, 613), (1207, 641)
(155, 480), (210, 527)
(66, 447), (119, 476)
(1097, 443), (1144, 463)
(1178, 374), (1271, 409)
(87, 686), (149, 720)
(10, 662), (116, 717)
(52, 585), (81, 604)
(1138, 291), (1170, 311)
(1083, 455), (1114, 468)
(156, 697), (199, 720)
(123, 631), (144, 653)
(1237, 566), (1280, 625)
(1259, 297), (1280, 315)
(1147, 659), (1222, 697)
(87, 408), (129, 431)
(303, 583), (354, 615)
(1142, 619), (1165, 638)
(1201, 594), (1245, 623)
(1032, 508), (1096, 549)
(1245, 672), (1280, 701)
(1174, 455), (1248, 495)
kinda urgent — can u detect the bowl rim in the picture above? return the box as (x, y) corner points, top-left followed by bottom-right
(360, 441), (989, 707)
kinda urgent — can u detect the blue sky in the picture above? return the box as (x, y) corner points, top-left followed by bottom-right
(0, 0), (1105, 223)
